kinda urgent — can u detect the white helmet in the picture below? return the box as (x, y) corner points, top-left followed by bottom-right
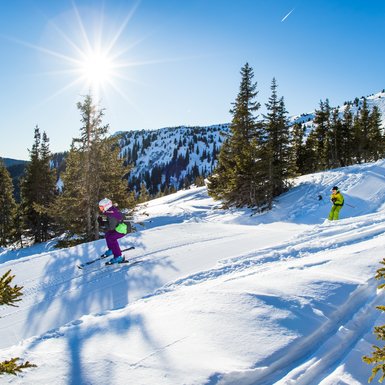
(99, 198), (112, 212)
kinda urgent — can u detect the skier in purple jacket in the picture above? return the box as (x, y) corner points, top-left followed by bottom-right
(98, 198), (128, 264)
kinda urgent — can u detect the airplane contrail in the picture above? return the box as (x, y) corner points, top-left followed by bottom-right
(281, 8), (294, 22)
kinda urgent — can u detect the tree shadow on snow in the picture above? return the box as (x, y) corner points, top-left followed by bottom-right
(27, 310), (171, 385)
(22, 234), (176, 384)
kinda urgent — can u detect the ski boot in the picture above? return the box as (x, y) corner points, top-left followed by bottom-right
(106, 255), (125, 265)
(103, 249), (113, 258)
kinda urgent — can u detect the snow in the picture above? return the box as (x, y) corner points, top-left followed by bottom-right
(2, 161), (385, 384)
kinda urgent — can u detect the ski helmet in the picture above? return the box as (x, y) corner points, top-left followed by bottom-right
(332, 186), (339, 191)
(99, 198), (112, 212)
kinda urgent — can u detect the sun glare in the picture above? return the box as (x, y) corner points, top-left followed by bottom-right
(20, 3), (144, 104)
(80, 51), (114, 88)
(15, 3), (178, 108)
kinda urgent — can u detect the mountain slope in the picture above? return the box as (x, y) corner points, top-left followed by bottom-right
(1, 160), (385, 384)
(118, 90), (385, 196)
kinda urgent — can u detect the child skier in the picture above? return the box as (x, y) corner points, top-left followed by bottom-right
(98, 198), (128, 264)
(328, 186), (344, 221)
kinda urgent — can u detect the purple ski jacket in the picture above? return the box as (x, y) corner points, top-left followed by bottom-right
(103, 206), (123, 231)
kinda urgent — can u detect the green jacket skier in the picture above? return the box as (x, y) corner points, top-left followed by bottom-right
(328, 186), (344, 220)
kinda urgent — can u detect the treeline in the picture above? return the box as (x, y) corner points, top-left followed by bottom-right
(208, 63), (384, 210)
(294, 97), (383, 174)
(0, 95), (134, 248)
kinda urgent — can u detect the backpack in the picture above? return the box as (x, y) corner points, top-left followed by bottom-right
(115, 220), (132, 234)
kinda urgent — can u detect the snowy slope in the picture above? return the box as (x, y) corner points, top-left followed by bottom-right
(118, 124), (228, 193)
(2, 161), (385, 384)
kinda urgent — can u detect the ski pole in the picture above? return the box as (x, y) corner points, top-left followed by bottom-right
(345, 203), (355, 208)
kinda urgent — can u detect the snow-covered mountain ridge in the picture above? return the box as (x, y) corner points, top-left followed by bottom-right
(2, 159), (385, 384)
(118, 89), (385, 195)
(118, 123), (228, 193)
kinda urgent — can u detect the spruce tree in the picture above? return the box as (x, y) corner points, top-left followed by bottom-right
(350, 98), (383, 164)
(138, 182), (149, 203)
(53, 95), (133, 241)
(208, 63), (266, 208)
(207, 136), (235, 205)
(20, 127), (41, 242)
(289, 122), (306, 176)
(0, 270), (36, 375)
(20, 126), (57, 243)
(340, 105), (354, 166)
(313, 99), (332, 170)
(302, 130), (318, 174)
(368, 105), (384, 161)
(263, 78), (292, 205)
(0, 160), (17, 246)
(353, 113), (363, 164)
(358, 98), (372, 163)
(329, 108), (343, 169)
(35, 132), (57, 241)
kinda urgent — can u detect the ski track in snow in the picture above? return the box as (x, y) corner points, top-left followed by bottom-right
(216, 278), (383, 385)
(0, 227), (263, 349)
(3, 161), (385, 384)
(6, 234), (229, 305)
(134, 214), (385, 384)
(151, 217), (385, 296)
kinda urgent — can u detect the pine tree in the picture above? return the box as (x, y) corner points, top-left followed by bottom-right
(368, 105), (384, 161)
(313, 99), (332, 170)
(208, 63), (266, 208)
(20, 127), (41, 242)
(358, 98), (372, 163)
(35, 132), (57, 241)
(207, 136), (235, 205)
(289, 122), (306, 176)
(0, 160), (17, 246)
(340, 105), (354, 166)
(263, 78), (292, 205)
(363, 258), (385, 382)
(138, 182), (149, 203)
(53, 95), (133, 241)
(353, 113), (363, 164)
(302, 130), (318, 174)
(351, 98), (382, 163)
(20, 126), (57, 243)
(194, 175), (205, 187)
(0, 358), (36, 376)
(0, 270), (36, 375)
(329, 108), (343, 169)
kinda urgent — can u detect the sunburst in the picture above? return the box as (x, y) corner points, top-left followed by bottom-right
(7, 2), (201, 112)
(10, 2), (143, 105)
(79, 50), (114, 89)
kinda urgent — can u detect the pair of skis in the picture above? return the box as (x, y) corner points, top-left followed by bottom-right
(77, 246), (136, 269)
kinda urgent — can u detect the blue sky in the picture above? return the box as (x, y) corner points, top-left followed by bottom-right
(1, 0), (385, 160)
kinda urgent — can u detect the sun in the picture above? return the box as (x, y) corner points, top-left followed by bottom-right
(16, 3), (144, 104)
(11, 3), (176, 108)
(79, 50), (115, 90)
